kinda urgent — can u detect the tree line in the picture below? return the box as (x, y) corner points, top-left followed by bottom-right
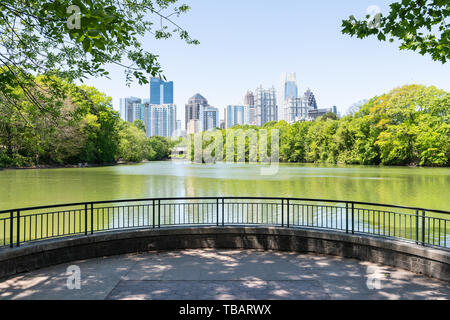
(0, 74), (173, 167)
(189, 85), (449, 167)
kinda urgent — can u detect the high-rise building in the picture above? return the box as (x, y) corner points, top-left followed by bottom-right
(255, 85), (278, 126)
(185, 93), (209, 130)
(281, 73), (298, 122)
(244, 91), (255, 106)
(283, 73), (298, 101)
(303, 88), (318, 110)
(140, 103), (177, 137)
(120, 97), (142, 123)
(149, 77), (174, 104)
(203, 106), (219, 131)
(286, 97), (310, 123)
(225, 105), (253, 128)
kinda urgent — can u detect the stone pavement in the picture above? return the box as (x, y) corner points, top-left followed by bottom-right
(0, 249), (449, 300)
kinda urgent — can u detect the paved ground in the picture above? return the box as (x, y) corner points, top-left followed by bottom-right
(0, 249), (449, 300)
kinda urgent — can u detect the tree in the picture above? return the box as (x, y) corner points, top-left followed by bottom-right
(0, 0), (198, 112)
(342, 0), (450, 63)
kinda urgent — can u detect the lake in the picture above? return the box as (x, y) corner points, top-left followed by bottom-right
(0, 161), (449, 211)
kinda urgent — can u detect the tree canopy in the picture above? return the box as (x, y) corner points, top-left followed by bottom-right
(0, 74), (173, 167)
(342, 0), (449, 63)
(189, 85), (450, 167)
(0, 0), (197, 112)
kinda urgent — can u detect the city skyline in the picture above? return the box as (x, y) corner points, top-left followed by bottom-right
(83, 1), (450, 125)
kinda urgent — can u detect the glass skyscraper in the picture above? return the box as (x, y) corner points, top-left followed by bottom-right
(150, 77), (174, 105)
(283, 72), (298, 101)
(282, 73), (299, 122)
(119, 97), (142, 122)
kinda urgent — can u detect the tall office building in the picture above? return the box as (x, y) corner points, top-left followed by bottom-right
(225, 105), (253, 128)
(203, 106), (219, 131)
(286, 97), (310, 123)
(283, 73), (298, 101)
(304, 88), (318, 110)
(255, 85), (278, 126)
(281, 73), (298, 122)
(140, 103), (177, 137)
(244, 91), (255, 106)
(185, 93), (209, 130)
(149, 77), (174, 104)
(120, 97), (142, 123)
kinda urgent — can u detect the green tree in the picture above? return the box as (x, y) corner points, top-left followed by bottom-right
(342, 0), (450, 63)
(0, 0), (198, 118)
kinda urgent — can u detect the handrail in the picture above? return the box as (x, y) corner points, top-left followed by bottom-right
(1, 196), (449, 215)
(0, 197), (449, 250)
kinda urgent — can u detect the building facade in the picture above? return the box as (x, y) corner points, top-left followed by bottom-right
(149, 77), (174, 105)
(281, 73), (299, 122)
(286, 97), (310, 123)
(225, 105), (254, 128)
(203, 106), (219, 131)
(303, 88), (318, 110)
(255, 85), (278, 126)
(120, 97), (142, 122)
(139, 103), (177, 137)
(185, 93), (209, 130)
(244, 91), (255, 106)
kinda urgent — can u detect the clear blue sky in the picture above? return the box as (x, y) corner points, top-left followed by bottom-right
(84, 0), (450, 122)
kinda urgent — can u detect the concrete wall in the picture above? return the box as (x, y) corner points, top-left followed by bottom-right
(0, 227), (449, 281)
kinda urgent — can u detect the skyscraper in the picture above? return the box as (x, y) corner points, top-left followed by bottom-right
(225, 105), (252, 128)
(283, 73), (298, 101)
(149, 77), (174, 105)
(244, 91), (255, 106)
(303, 88), (318, 110)
(203, 106), (219, 131)
(281, 73), (298, 122)
(120, 97), (142, 122)
(255, 85), (278, 126)
(185, 93), (209, 130)
(140, 103), (177, 137)
(286, 97), (309, 123)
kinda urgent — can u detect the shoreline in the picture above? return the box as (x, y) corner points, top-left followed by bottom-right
(0, 160), (146, 171)
(1, 160), (448, 171)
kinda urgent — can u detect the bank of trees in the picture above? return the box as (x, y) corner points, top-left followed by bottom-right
(0, 74), (172, 167)
(192, 85), (449, 167)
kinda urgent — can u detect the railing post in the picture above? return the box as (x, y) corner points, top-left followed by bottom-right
(287, 199), (290, 228)
(91, 203), (94, 234)
(351, 203), (354, 234)
(84, 203), (88, 235)
(216, 198), (219, 227)
(345, 202), (349, 233)
(152, 200), (155, 229)
(158, 200), (161, 229)
(422, 210), (426, 246)
(281, 199), (284, 227)
(10, 211), (13, 248)
(222, 198), (225, 227)
(415, 210), (419, 245)
(16, 210), (20, 247)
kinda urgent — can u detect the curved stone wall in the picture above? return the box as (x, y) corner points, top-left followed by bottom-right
(0, 227), (449, 281)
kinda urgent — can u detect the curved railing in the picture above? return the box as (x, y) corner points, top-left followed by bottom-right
(0, 197), (449, 250)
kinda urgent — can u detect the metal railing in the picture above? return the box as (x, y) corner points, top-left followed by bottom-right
(0, 197), (449, 250)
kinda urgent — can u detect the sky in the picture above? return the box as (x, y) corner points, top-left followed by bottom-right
(83, 0), (450, 124)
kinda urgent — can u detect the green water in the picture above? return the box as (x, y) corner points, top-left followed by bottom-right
(0, 161), (449, 211)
